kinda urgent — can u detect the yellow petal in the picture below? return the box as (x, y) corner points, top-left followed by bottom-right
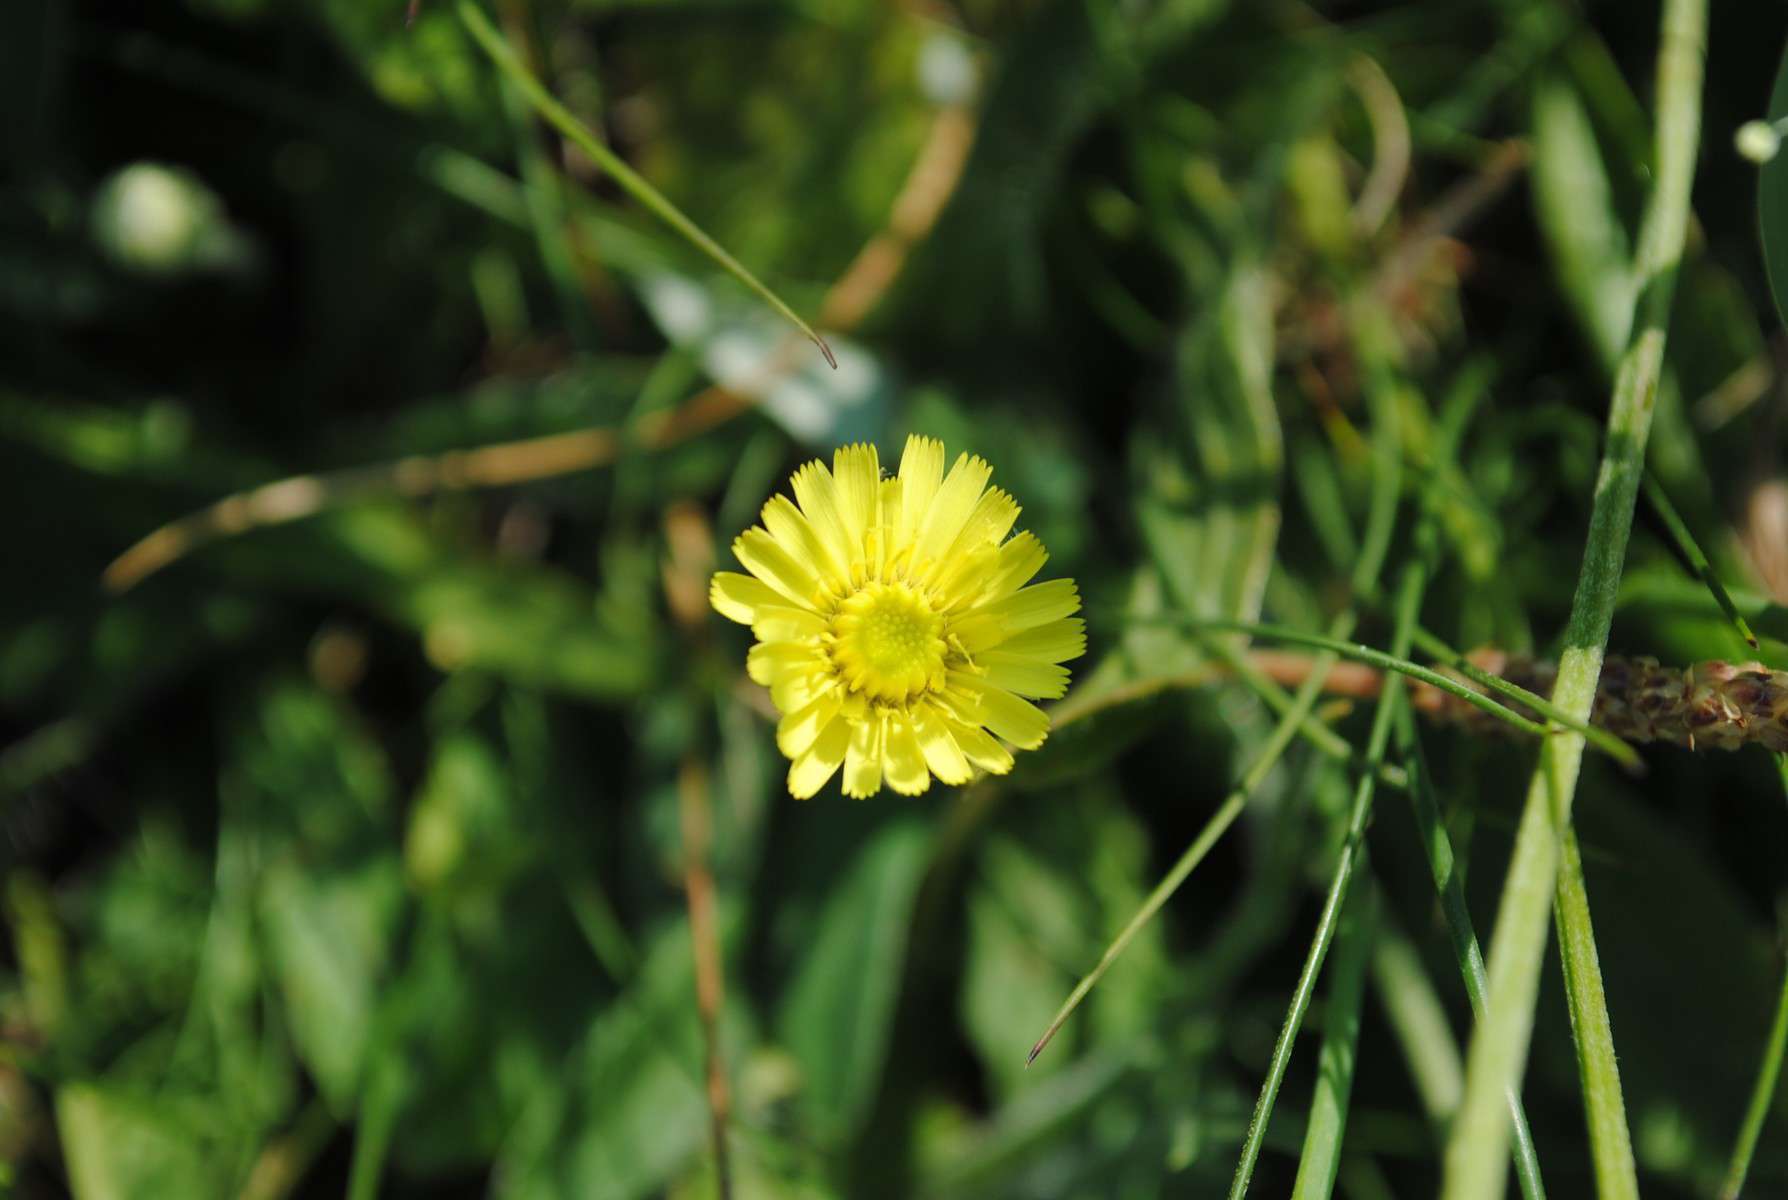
(914, 452), (992, 567)
(788, 715), (850, 798)
(994, 617), (1087, 662)
(832, 443), (882, 553)
(951, 675), (1051, 749)
(882, 715), (931, 795)
(946, 718), (1013, 775)
(897, 435), (945, 546)
(777, 689), (843, 758)
(974, 531), (1048, 605)
(769, 662), (828, 714)
(753, 604), (828, 643)
(710, 571), (785, 625)
(953, 578), (1080, 653)
(748, 641), (821, 687)
(944, 487), (1019, 558)
(791, 460), (856, 577)
(733, 528), (822, 609)
(979, 652), (1071, 699)
(762, 495), (847, 591)
(913, 704), (973, 786)
(842, 714), (885, 799)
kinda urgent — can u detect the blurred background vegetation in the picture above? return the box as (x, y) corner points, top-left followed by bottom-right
(6, 0), (1788, 1196)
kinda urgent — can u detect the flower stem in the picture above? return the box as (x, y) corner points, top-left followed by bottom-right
(1718, 754), (1788, 1200)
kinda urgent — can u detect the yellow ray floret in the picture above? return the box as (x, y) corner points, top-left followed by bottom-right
(710, 436), (1085, 799)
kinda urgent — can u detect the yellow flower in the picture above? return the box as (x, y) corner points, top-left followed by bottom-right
(711, 436), (1085, 798)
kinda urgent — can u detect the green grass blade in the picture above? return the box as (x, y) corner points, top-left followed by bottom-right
(1440, 0), (1706, 1194)
(1640, 469), (1759, 647)
(1227, 558), (1425, 1199)
(1717, 752), (1788, 1200)
(457, 1), (836, 369)
(1406, 626), (1641, 771)
(1396, 706), (1548, 1200)
(1164, 616), (1639, 772)
(1289, 884), (1378, 1200)
(1026, 654), (1335, 1067)
(1553, 826), (1637, 1197)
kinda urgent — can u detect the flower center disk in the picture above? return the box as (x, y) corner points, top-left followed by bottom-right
(829, 582), (948, 704)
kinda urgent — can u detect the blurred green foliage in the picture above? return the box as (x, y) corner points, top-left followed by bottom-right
(7, 0), (1788, 1196)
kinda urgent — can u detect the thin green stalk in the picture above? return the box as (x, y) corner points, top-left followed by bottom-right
(1035, 298), (1405, 1069)
(1228, 556), (1427, 1198)
(1721, 959), (1788, 1200)
(1717, 753), (1788, 1200)
(1441, 0), (1705, 1195)
(1289, 883), (1379, 1200)
(1026, 651), (1338, 1066)
(1553, 826), (1635, 1195)
(499, 75), (597, 347)
(1396, 704), (1548, 1200)
(1640, 470), (1759, 648)
(1170, 616), (1640, 765)
(1405, 625), (1640, 770)
(457, 1), (836, 368)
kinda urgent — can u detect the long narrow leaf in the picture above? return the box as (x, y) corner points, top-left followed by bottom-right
(457, 1), (836, 368)
(1441, 1), (1706, 1194)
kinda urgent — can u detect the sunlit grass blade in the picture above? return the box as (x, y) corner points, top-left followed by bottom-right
(456, 1), (836, 369)
(1717, 752), (1788, 1200)
(1405, 625), (1640, 772)
(1396, 705), (1548, 1200)
(1227, 554), (1425, 1199)
(1640, 469), (1759, 648)
(1554, 824), (1636, 1196)
(1288, 884), (1377, 1200)
(1441, 0), (1706, 1193)
(1027, 649), (1346, 1068)
(1158, 616), (1641, 772)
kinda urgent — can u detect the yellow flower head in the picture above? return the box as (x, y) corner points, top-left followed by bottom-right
(711, 436), (1085, 799)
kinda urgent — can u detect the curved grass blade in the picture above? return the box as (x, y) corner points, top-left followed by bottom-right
(1288, 884), (1378, 1200)
(1158, 616), (1641, 772)
(1406, 626), (1642, 772)
(1717, 752), (1788, 1200)
(1396, 704), (1548, 1200)
(1640, 469), (1759, 648)
(1027, 650), (1344, 1068)
(457, 1), (836, 369)
(1227, 555), (1426, 1199)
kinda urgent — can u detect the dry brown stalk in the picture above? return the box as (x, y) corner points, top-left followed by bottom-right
(102, 99), (978, 593)
(1411, 650), (1788, 753)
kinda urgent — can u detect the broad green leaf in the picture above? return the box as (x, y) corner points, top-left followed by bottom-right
(497, 917), (732, 1200)
(777, 817), (929, 1142)
(259, 855), (405, 1112)
(56, 1085), (235, 1200)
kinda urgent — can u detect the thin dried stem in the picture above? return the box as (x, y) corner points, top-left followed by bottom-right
(103, 96), (979, 593)
(678, 760), (732, 1200)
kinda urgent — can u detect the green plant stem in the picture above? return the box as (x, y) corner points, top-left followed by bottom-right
(457, 0), (836, 368)
(1026, 650), (1338, 1066)
(1640, 470), (1759, 648)
(1553, 824), (1635, 1195)
(1396, 705), (1548, 1200)
(1168, 616), (1637, 769)
(1717, 753), (1788, 1200)
(1289, 883), (1379, 1200)
(1404, 625), (1639, 769)
(1721, 957), (1788, 1200)
(1228, 556), (1426, 1198)
(1440, 0), (1705, 1194)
